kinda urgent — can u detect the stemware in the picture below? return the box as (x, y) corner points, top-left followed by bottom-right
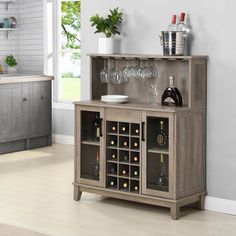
(100, 59), (109, 83)
(149, 83), (159, 105)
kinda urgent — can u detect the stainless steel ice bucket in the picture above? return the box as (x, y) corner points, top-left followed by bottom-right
(160, 31), (187, 56)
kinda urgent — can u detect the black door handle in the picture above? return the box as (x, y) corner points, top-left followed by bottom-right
(99, 118), (103, 137)
(142, 122), (145, 141)
(22, 97), (28, 102)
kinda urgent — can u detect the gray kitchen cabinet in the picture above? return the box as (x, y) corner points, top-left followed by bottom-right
(0, 80), (52, 154)
(29, 81), (51, 137)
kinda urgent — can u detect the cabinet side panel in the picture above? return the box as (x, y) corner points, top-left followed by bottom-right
(190, 59), (207, 108)
(176, 110), (205, 199)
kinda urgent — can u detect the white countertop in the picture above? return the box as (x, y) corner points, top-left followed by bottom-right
(0, 74), (54, 84)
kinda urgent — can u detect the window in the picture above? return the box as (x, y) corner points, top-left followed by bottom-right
(45, 0), (81, 104)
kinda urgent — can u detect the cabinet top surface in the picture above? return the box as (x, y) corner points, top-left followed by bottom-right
(74, 100), (201, 113)
(0, 75), (54, 84)
(88, 53), (208, 60)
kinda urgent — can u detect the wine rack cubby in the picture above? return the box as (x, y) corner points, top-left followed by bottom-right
(106, 121), (141, 194)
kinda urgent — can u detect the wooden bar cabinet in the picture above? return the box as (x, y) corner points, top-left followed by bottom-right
(74, 54), (207, 219)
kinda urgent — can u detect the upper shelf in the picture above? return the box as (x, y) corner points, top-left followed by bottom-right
(87, 53), (208, 60)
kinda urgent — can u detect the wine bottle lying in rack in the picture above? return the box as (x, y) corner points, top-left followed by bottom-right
(123, 141), (128, 147)
(110, 139), (117, 146)
(135, 129), (139, 134)
(134, 185), (139, 191)
(110, 180), (117, 187)
(110, 167), (117, 175)
(123, 182), (128, 189)
(112, 126), (116, 132)
(133, 170), (139, 177)
(122, 169), (128, 175)
(111, 153), (116, 159)
(133, 141), (139, 148)
(133, 156), (139, 162)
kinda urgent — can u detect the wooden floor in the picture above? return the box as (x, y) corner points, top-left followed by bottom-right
(0, 144), (235, 236)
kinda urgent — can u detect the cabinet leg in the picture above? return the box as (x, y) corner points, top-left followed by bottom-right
(196, 194), (205, 210)
(74, 186), (82, 201)
(170, 205), (180, 220)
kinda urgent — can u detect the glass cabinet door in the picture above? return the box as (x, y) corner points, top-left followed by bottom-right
(76, 106), (105, 187)
(141, 112), (174, 198)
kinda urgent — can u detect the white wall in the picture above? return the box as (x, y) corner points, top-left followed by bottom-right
(0, 1), (19, 70)
(81, 0), (236, 201)
(0, 0), (44, 74)
(18, 0), (44, 73)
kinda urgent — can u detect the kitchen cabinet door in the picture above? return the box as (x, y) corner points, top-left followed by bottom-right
(0, 83), (29, 142)
(29, 81), (51, 137)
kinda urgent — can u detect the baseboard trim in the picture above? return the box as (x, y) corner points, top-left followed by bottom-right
(52, 134), (74, 145)
(205, 196), (236, 215)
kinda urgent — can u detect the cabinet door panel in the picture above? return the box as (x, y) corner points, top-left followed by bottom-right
(29, 81), (51, 137)
(75, 106), (105, 188)
(41, 81), (51, 135)
(141, 111), (174, 199)
(0, 84), (28, 142)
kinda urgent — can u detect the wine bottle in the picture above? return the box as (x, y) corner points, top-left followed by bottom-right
(161, 75), (183, 106)
(122, 127), (126, 132)
(156, 120), (168, 149)
(123, 155), (129, 162)
(134, 185), (139, 191)
(158, 154), (168, 187)
(168, 15), (177, 31)
(112, 126), (116, 132)
(93, 151), (99, 178)
(110, 180), (116, 187)
(133, 142), (139, 148)
(111, 153), (116, 159)
(110, 167), (116, 174)
(133, 156), (139, 162)
(123, 141), (128, 147)
(123, 182), (128, 188)
(177, 12), (191, 34)
(133, 170), (139, 176)
(110, 139), (117, 146)
(92, 113), (100, 141)
(122, 169), (128, 175)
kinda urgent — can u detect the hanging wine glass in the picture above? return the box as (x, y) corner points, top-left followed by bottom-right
(149, 82), (159, 105)
(150, 59), (159, 80)
(111, 59), (124, 84)
(137, 60), (146, 80)
(100, 59), (109, 83)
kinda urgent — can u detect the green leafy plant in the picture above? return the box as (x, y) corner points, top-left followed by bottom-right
(5, 55), (17, 67)
(90, 7), (123, 38)
(61, 1), (81, 62)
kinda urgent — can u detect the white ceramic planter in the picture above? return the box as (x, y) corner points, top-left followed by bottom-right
(7, 66), (18, 74)
(98, 37), (121, 54)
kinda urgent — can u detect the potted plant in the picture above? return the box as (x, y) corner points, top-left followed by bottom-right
(90, 7), (123, 54)
(5, 55), (18, 74)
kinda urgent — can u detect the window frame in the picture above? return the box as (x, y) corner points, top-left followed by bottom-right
(44, 0), (81, 110)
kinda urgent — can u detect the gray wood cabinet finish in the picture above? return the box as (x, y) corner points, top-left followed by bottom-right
(74, 54), (207, 220)
(29, 81), (51, 138)
(0, 80), (51, 154)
